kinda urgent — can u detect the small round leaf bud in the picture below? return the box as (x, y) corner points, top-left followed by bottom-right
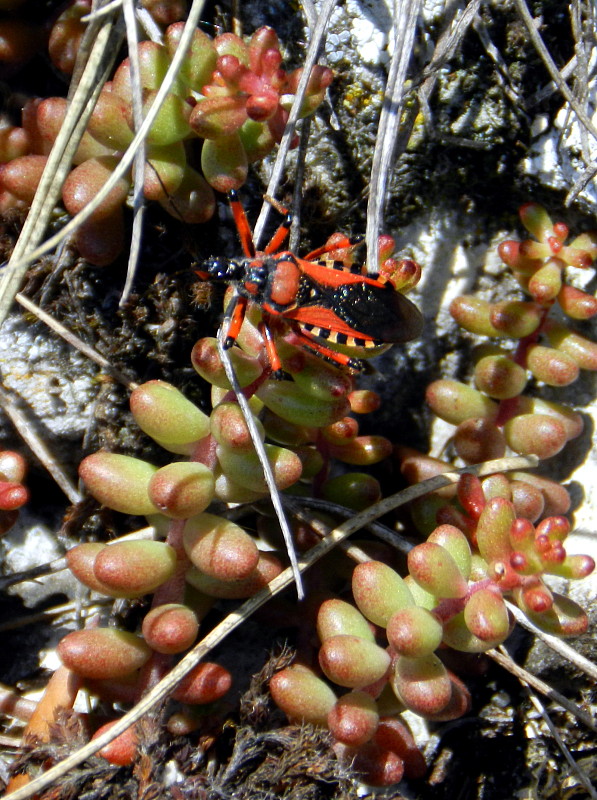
(352, 561), (414, 627)
(374, 717), (427, 779)
(557, 285), (597, 320)
(526, 345), (579, 386)
(516, 590), (588, 636)
(503, 414), (567, 459)
(142, 604), (199, 654)
(143, 142), (186, 201)
(130, 381), (210, 446)
(67, 542), (130, 597)
(317, 599), (375, 643)
(165, 25), (217, 91)
(79, 452), (158, 515)
(527, 259), (563, 304)
(340, 742), (405, 787)
(148, 462), (215, 518)
(510, 480), (544, 522)
(449, 296), (500, 336)
(280, 348), (353, 401)
(191, 338), (263, 388)
(319, 635), (391, 689)
(489, 301), (543, 338)
(348, 389), (381, 414)
(426, 380), (498, 425)
(86, 90), (134, 150)
(519, 202), (556, 241)
(424, 673), (472, 721)
(475, 497), (515, 563)
(0, 154), (47, 203)
(441, 611), (498, 653)
(321, 473), (381, 511)
(328, 691), (379, 746)
(183, 512), (259, 581)
(210, 402), (264, 452)
(427, 524), (472, 579)
(257, 380), (350, 428)
(544, 321), (597, 370)
(0, 481), (28, 511)
(270, 665), (336, 726)
(391, 653), (451, 716)
(510, 471), (571, 516)
(172, 662), (232, 704)
(386, 606), (443, 657)
(407, 542), (468, 599)
(94, 721), (138, 766)
(216, 442), (302, 493)
(0, 451), (26, 483)
(58, 629), (152, 679)
(327, 435), (393, 466)
(93, 540), (177, 596)
(464, 588), (509, 643)
(454, 415), (506, 469)
(529, 397), (583, 440)
(474, 354), (527, 399)
(201, 134), (248, 193)
(62, 156), (130, 219)
(186, 551), (282, 598)
(321, 416), (359, 446)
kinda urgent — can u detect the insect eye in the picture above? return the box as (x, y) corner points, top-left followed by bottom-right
(201, 257), (244, 282)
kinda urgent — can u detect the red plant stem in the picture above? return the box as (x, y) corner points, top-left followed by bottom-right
(191, 434), (218, 470)
(135, 520), (191, 695)
(153, 519), (189, 607)
(0, 683), (36, 722)
(432, 579), (502, 623)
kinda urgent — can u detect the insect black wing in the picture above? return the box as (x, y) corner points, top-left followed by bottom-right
(329, 281), (423, 344)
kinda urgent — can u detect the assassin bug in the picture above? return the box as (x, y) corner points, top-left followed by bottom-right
(197, 191), (423, 373)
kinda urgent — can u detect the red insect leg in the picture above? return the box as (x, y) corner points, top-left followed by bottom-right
(228, 190), (256, 258)
(305, 233), (362, 267)
(264, 213), (293, 255)
(288, 327), (363, 370)
(223, 294), (248, 347)
(258, 319), (284, 374)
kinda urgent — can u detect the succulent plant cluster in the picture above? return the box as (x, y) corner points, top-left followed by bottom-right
(0, 0), (188, 80)
(439, 203), (597, 463)
(40, 232), (416, 774)
(0, 449), (28, 536)
(0, 13), (332, 264)
(30, 206), (591, 789)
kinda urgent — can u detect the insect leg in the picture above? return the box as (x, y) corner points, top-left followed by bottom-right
(228, 190), (256, 258)
(264, 211), (293, 255)
(303, 234), (364, 262)
(221, 293), (248, 348)
(258, 320), (285, 377)
(291, 328), (365, 372)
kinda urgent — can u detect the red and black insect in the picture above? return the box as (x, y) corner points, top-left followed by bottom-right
(196, 191), (423, 372)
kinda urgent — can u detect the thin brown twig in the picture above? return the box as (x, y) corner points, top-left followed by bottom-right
(119, 0), (148, 307)
(488, 647), (597, 733)
(525, 689), (597, 800)
(0, 387), (80, 504)
(506, 601), (597, 683)
(365, 0), (422, 274)
(513, 0), (597, 142)
(15, 293), (136, 389)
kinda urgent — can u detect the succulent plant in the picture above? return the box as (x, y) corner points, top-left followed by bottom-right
(0, 20), (332, 265)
